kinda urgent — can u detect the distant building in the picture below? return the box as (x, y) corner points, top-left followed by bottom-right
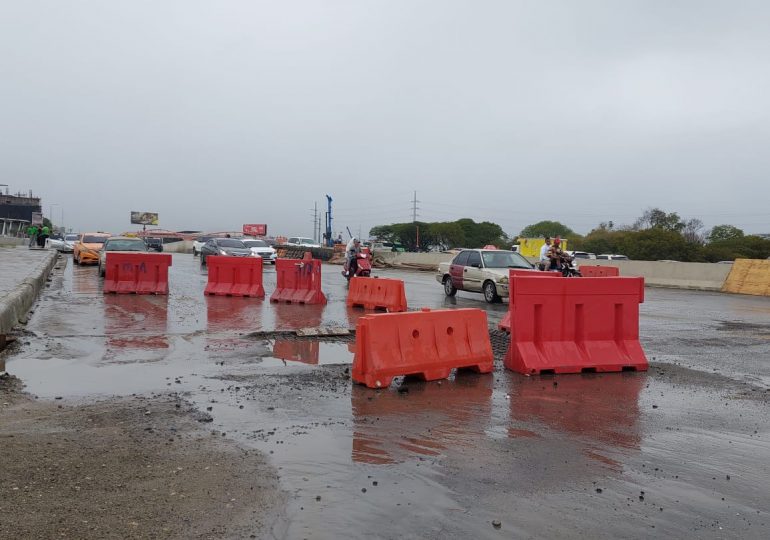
(1, 189), (42, 236)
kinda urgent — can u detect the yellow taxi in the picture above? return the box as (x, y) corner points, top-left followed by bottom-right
(73, 232), (110, 265)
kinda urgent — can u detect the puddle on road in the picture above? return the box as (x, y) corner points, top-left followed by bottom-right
(8, 254), (770, 539)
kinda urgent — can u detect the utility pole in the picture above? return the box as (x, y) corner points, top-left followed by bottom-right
(311, 202), (318, 242)
(325, 195), (333, 247)
(411, 191), (419, 222)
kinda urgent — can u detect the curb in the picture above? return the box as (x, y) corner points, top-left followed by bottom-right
(0, 250), (59, 336)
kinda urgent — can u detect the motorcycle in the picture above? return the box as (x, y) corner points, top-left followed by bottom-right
(558, 252), (582, 277)
(538, 252), (582, 277)
(342, 249), (372, 281)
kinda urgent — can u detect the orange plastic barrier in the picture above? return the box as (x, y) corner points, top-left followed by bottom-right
(103, 253), (172, 295)
(204, 256), (265, 297)
(347, 277), (407, 312)
(270, 252), (326, 304)
(498, 270), (561, 332)
(352, 308), (493, 388)
(579, 265), (620, 277)
(504, 276), (648, 375)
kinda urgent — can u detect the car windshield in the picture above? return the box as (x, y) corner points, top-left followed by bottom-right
(217, 239), (246, 248)
(65, 234), (78, 241)
(243, 240), (268, 247)
(481, 250), (532, 269)
(105, 240), (146, 251)
(299, 238), (315, 244)
(196, 236), (212, 243)
(83, 235), (108, 244)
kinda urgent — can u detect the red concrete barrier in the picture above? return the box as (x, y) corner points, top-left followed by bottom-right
(504, 276), (648, 375)
(204, 256), (265, 297)
(103, 253), (172, 295)
(347, 277), (407, 312)
(498, 270), (561, 332)
(579, 265), (620, 277)
(270, 252), (326, 304)
(352, 308), (493, 388)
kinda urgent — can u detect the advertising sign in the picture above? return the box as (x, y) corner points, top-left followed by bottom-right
(131, 211), (159, 226)
(31, 212), (43, 226)
(243, 224), (267, 236)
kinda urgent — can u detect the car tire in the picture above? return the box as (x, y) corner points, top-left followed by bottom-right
(192, 248), (198, 257)
(99, 264), (105, 277)
(443, 276), (457, 297)
(483, 280), (501, 303)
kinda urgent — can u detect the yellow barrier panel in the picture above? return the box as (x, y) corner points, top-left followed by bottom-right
(722, 259), (770, 296)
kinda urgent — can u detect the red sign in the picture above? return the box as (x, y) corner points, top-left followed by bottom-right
(242, 224), (267, 236)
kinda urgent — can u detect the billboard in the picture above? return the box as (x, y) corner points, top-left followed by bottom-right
(131, 211), (159, 226)
(243, 224), (267, 236)
(31, 212), (43, 226)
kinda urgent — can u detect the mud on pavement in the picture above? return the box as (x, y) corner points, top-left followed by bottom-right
(0, 375), (283, 540)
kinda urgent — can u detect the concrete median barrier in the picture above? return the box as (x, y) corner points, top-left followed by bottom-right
(0, 249), (58, 336)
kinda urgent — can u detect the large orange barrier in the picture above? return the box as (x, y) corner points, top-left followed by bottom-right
(579, 265), (620, 277)
(347, 277), (407, 312)
(270, 252), (326, 304)
(498, 270), (561, 332)
(504, 276), (648, 375)
(352, 308), (493, 388)
(103, 253), (172, 295)
(204, 256), (265, 297)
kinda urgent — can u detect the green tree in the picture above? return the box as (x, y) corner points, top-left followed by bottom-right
(633, 208), (685, 232)
(620, 229), (698, 261)
(707, 224), (744, 243)
(429, 222), (466, 250)
(519, 220), (575, 238)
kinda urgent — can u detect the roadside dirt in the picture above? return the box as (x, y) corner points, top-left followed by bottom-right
(0, 375), (284, 540)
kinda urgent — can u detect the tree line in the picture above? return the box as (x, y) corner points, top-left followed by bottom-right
(369, 208), (770, 261)
(516, 208), (770, 262)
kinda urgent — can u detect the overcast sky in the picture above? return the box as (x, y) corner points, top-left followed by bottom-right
(2, 1), (768, 238)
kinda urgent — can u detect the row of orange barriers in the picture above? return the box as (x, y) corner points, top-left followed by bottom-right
(351, 267), (648, 388)
(102, 252), (329, 303)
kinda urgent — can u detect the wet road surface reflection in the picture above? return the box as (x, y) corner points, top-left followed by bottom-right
(352, 374), (493, 465)
(9, 254), (770, 538)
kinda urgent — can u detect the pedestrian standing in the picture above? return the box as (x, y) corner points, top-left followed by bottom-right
(39, 224), (50, 247)
(28, 224), (39, 248)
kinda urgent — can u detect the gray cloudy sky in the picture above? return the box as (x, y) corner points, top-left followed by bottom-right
(2, 1), (769, 237)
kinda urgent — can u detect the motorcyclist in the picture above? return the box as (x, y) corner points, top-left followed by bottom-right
(345, 237), (362, 277)
(547, 237), (564, 271)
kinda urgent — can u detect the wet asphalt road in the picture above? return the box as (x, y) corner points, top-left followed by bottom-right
(8, 253), (770, 539)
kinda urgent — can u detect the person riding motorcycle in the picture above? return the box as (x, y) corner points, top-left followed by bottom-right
(345, 237), (362, 278)
(547, 237), (564, 271)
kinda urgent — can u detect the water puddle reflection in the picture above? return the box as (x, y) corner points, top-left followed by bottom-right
(351, 374), (493, 464)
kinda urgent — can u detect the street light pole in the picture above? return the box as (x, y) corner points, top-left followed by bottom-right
(49, 204), (59, 230)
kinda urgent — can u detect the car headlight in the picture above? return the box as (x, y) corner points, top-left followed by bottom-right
(498, 276), (509, 284)
(220, 249), (228, 255)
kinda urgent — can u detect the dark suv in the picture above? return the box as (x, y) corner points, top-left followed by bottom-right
(144, 237), (164, 252)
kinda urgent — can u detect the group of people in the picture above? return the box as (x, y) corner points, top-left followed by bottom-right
(538, 236), (566, 271)
(26, 224), (51, 248)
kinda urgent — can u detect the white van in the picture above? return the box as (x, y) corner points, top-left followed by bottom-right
(286, 237), (321, 248)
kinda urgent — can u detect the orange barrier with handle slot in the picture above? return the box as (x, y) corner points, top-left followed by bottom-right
(504, 276), (648, 375)
(498, 270), (561, 332)
(579, 265), (620, 277)
(347, 277), (407, 312)
(204, 256), (265, 297)
(103, 253), (172, 295)
(352, 308), (493, 388)
(270, 252), (326, 304)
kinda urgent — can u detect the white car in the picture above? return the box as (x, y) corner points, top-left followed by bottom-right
(596, 254), (629, 260)
(566, 251), (596, 260)
(436, 248), (536, 303)
(98, 236), (149, 277)
(242, 238), (277, 264)
(45, 233), (79, 252)
(286, 236), (321, 248)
